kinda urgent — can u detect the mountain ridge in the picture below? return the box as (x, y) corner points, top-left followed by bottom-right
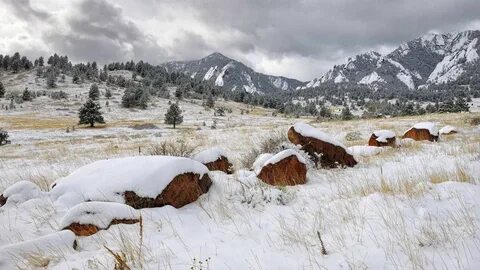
(162, 52), (303, 94)
(299, 30), (480, 91)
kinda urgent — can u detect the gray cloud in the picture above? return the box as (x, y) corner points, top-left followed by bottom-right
(1, 0), (480, 80)
(3, 0), (49, 21)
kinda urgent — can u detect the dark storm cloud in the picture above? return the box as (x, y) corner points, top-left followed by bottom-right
(41, 0), (167, 63)
(3, 0), (49, 21)
(2, 0), (480, 79)
(187, 0), (480, 59)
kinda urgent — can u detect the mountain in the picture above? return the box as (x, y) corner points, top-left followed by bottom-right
(299, 30), (480, 91)
(162, 52), (303, 94)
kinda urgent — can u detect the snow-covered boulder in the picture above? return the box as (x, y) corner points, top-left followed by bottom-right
(439, 125), (458, 135)
(192, 147), (233, 174)
(0, 231), (77, 269)
(368, 130), (396, 147)
(256, 149), (307, 186)
(348, 145), (383, 157)
(51, 156), (212, 209)
(288, 122), (357, 168)
(0, 181), (42, 207)
(61, 202), (140, 236)
(403, 122), (439, 142)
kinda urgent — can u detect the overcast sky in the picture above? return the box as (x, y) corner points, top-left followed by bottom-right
(1, 0), (480, 81)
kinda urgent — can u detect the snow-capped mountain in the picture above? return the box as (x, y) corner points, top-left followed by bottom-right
(162, 52), (303, 94)
(300, 30), (480, 90)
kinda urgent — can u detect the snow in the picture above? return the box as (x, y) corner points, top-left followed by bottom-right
(192, 147), (227, 164)
(271, 77), (289, 90)
(60, 201), (139, 229)
(358, 71), (385, 85)
(373, 130), (396, 143)
(215, 63), (234, 87)
(253, 153), (274, 173)
(348, 145), (383, 157)
(1, 181), (42, 205)
(334, 72), (348, 83)
(292, 122), (346, 148)
(243, 84), (258, 94)
(203, 66), (217, 80)
(406, 122), (439, 136)
(50, 156), (209, 208)
(439, 125), (458, 135)
(396, 72), (415, 90)
(428, 37), (479, 84)
(0, 231), (76, 269)
(263, 149), (306, 166)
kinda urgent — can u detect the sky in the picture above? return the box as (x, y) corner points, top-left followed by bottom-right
(1, 0), (480, 81)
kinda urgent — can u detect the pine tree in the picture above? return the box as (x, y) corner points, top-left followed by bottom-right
(89, 84), (100, 100)
(164, 103), (183, 129)
(341, 106), (353, 120)
(105, 88), (112, 99)
(38, 56), (44, 67)
(175, 87), (183, 100)
(22, 88), (32, 101)
(455, 97), (470, 112)
(46, 71), (56, 88)
(0, 128), (8, 146)
(0, 81), (5, 98)
(206, 94), (215, 108)
(78, 99), (105, 127)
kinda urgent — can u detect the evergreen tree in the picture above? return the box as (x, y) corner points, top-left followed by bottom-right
(0, 128), (8, 146)
(206, 94), (215, 108)
(38, 56), (44, 66)
(22, 88), (32, 101)
(89, 84), (100, 100)
(455, 97), (470, 112)
(105, 88), (112, 99)
(175, 87), (183, 100)
(341, 106), (354, 120)
(46, 71), (56, 88)
(78, 99), (105, 127)
(164, 103), (183, 129)
(138, 91), (149, 109)
(0, 81), (5, 98)
(319, 105), (332, 118)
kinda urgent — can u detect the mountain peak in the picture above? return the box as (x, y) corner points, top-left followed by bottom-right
(205, 52), (229, 60)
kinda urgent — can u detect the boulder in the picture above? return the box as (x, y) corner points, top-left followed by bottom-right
(288, 122), (357, 168)
(0, 181), (42, 207)
(192, 148), (233, 174)
(51, 156), (212, 210)
(439, 125), (458, 135)
(256, 149), (307, 186)
(368, 130), (396, 147)
(61, 202), (140, 236)
(124, 173), (212, 209)
(403, 122), (439, 142)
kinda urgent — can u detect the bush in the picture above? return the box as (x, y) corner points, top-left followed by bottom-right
(0, 129), (9, 145)
(345, 131), (362, 141)
(470, 117), (480, 126)
(240, 131), (288, 168)
(148, 140), (199, 157)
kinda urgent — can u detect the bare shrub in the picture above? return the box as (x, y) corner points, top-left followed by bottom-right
(148, 139), (199, 157)
(469, 116), (480, 126)
(240, 131), (287, 168)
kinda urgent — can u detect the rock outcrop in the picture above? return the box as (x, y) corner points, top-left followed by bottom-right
(368, 130), (396, 147)
(50, 156), (212, 209)
(403, 122), (439, 142)
(288, 123), (357, 168)
(61, 202), (141, 236)
(192, 148), (233, 174)
(256, 149), (307, 186)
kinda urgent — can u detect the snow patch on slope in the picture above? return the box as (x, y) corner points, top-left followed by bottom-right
(358, 72), (385, 85)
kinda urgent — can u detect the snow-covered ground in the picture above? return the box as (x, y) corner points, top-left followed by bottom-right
(1, 70), (480, 269)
